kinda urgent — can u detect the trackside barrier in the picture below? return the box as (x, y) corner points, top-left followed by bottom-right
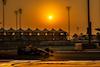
(75, 42), (84, 51)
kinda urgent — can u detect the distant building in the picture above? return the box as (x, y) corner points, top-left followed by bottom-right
(71, 34), (99, 44)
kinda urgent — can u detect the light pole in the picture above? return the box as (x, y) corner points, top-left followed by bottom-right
(2, 0), (7, 41)
(19, 9), (22, 43)
(66, 6), (71, 45)
(19, 9), (22, 29)
(87, 0), (91, 46)
(0, 22), (2, 28)
(2, 0), (6, 29)
(0, 22), (2, 27)
(14, 11), (18, 30)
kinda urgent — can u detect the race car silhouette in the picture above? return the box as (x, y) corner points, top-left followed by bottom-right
(17, 46), (53, 56)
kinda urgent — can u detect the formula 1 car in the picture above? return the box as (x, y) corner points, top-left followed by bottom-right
(17, 46), (53, 56)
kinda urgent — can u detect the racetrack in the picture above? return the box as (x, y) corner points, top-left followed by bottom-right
(0, 50), (100, 60)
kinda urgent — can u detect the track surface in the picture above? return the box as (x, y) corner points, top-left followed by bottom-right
(0, 51), (100, 60)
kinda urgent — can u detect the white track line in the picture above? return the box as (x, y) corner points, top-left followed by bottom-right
(55, 51), (100, 53)
(0, 60), (41, 63)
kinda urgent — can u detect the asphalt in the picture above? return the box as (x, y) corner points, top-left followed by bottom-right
(0, 48), (100, 66)
(0, 48), (100, 60)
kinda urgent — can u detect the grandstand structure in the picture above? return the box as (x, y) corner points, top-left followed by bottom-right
(0, 28), (67, 49)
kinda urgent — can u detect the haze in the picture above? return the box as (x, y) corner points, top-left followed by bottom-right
(0, 0), (100, 36)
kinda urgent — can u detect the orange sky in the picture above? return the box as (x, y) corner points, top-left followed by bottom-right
(0, 0), (100, 36)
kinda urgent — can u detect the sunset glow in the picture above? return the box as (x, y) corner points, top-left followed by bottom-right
(0, 0), (100, 63)
(49, 16), (52, 19)
(0, 0), (99, 35)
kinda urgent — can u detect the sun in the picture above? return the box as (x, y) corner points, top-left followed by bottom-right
(49, 16), (52, 19)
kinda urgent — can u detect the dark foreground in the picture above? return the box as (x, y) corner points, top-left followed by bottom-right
(0, 51), (100, 60)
